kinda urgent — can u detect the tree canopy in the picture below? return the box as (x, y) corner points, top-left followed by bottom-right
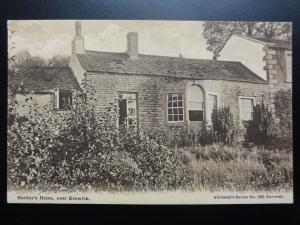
(15, 51), (70, 67)
(203, 22), (292, 59)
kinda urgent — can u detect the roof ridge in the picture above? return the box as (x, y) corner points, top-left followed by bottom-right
(81, 50), (244, 64)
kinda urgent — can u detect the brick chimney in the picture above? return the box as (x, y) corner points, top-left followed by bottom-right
(72, 20), (85, 55)
(127, 32), (138, 60)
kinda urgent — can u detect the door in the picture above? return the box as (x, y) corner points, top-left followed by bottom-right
(118, 93), (137, 129)
(119, 99), (127, 127)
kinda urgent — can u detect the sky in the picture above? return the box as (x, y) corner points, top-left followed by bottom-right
(8, 20), (213, 60)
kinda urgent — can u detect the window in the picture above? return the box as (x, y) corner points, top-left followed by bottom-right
(118, 93), (137, 128)
(188, 85), (204, 122)
(56, 89), (73, 110)
(239, 97), (255, 121)
(285, 50), (292, 82)
(167, 93), (184, 122)
(207, 93), (218, 124)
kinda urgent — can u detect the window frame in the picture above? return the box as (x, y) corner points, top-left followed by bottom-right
(118, 92), (138, 129)
(239, 96), (256, 121)
(187, 85), (205, 122)
(166, 93), (184, 123)
(55, 89), (73, 111)
(285, 50), (292, 83)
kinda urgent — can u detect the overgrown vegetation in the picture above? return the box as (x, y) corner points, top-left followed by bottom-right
(7, 93), (193, 192)
(273, 89), (293, 151)
(181, 144), (292, 191)
(244, 91), (292, 152)
(7, 87), (292, 192)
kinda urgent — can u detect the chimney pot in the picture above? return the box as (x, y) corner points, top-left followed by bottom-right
(127, 32), (138, 60)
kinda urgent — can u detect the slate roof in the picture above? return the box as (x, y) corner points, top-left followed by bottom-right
(9, 67), (80, 93)
(76, 51), (266, 83)
(247, 36), (292, 50)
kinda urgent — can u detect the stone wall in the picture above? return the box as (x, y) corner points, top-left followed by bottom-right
(86, 72), (271, 128)
(263, 46), (292, 114)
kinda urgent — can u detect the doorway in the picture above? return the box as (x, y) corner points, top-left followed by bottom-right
(118, 92), (138, 129)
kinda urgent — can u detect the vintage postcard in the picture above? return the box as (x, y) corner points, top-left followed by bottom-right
(7, 20), (293, 204)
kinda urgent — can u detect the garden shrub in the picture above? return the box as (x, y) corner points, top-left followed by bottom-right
(7, 91), (193, 192)
(244, 102), (274, 147)
(143, 125), (197, 148)
(197, 124), (214, 146)
(272, 89), (293, 151)
(211, 106), (237, 145)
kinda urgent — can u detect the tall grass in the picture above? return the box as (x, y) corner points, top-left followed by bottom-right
(179, 144), (292, 192)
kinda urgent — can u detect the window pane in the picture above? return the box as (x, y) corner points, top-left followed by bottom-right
(168, 115), (173, 121)
(173, 108), (178, 114)
(178, 108), (183, 114)
(173, 100), (178, 107)
(178, 100), (182, 107)
(128, 108), (136, 116)
(178, 94), (182, 100)
(189, 110), (203, 121)
(174, 115), (178, 121)
(168, 109), (172, 115)
(179, 115), (183, 121)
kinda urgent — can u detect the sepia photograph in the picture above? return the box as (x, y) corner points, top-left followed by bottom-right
(7, 20), (293, 204)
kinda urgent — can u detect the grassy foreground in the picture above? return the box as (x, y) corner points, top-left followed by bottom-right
(179, 144), (293, 192)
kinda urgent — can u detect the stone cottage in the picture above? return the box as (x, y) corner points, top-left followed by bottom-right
(69, 21), (282, 130)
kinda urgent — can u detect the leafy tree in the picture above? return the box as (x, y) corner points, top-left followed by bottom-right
(15, 50), (47, 67)
(48, 55), (71, 67)
(203, 22), (292, 59)
(14, 51), (70, 67)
